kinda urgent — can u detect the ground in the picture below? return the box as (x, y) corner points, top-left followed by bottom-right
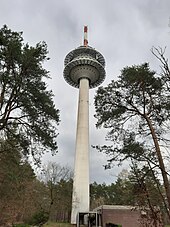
(43, 222), (72, 227)
(42, 222), (170, 227)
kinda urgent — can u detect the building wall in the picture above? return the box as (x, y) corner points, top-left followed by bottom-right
(102, 208), (141, 227)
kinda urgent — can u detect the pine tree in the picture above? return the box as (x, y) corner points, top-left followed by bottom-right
(0, 25), (59, 158)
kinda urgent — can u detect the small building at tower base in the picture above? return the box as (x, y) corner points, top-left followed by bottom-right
(76, 205), (163, 227)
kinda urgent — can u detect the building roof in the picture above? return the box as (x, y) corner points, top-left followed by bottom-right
(93, 205), (137, 211)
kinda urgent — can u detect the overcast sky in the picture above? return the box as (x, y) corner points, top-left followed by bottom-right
(1, 0), (170, 184)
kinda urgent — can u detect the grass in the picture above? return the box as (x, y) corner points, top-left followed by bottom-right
(43, 222), (72, 227)
(43, 222), (170, 227)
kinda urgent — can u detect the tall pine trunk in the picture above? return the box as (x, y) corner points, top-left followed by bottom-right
(145, 115), (170, 219)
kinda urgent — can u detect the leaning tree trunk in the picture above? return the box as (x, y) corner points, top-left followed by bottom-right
(145, 115), (170, 218)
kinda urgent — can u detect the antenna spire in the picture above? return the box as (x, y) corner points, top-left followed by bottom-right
(84, 26), (88, 46)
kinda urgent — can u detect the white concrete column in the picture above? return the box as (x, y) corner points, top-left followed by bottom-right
(71, 78), (90, 224)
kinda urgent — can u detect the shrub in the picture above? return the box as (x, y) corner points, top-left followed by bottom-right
(28, 210), (49, 226)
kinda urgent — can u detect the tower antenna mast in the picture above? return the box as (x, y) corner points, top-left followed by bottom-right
(84, 25), (88, 46)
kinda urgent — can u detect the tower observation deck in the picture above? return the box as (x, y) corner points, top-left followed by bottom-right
(64, 45), (105, 88)
(63, 26), (106, 225)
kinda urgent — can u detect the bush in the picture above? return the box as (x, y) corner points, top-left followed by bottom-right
(28, 210), (49, 226)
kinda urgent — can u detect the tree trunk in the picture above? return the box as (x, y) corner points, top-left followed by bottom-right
(145, 115), (170, 218)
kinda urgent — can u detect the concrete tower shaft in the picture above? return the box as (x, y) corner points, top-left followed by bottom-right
(63, 26), (105, 225)
(71, 77), (90, 224)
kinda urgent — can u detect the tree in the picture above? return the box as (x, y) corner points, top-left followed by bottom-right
(39, 162), (73, 221)
(131, 163), (165, 208)
(90, 182), (110, 209)
(129, 162), (165, 226)
(110, 173), (134, 206)
(0, 25), (59, 159)
(94, 63), (170, 218)
(151, 47), (170, 87)
(53, 179), (73, 222)
(0, 140), (73, 225)
(0, 137), (36, 225)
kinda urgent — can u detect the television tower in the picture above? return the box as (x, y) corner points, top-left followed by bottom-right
(63, 26), (106, 224)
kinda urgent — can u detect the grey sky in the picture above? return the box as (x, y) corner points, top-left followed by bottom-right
(1, 0), (170, 184)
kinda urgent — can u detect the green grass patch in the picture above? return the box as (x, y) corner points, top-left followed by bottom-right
(13, 224), (30, 227)
(43, 222), (72, 227)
